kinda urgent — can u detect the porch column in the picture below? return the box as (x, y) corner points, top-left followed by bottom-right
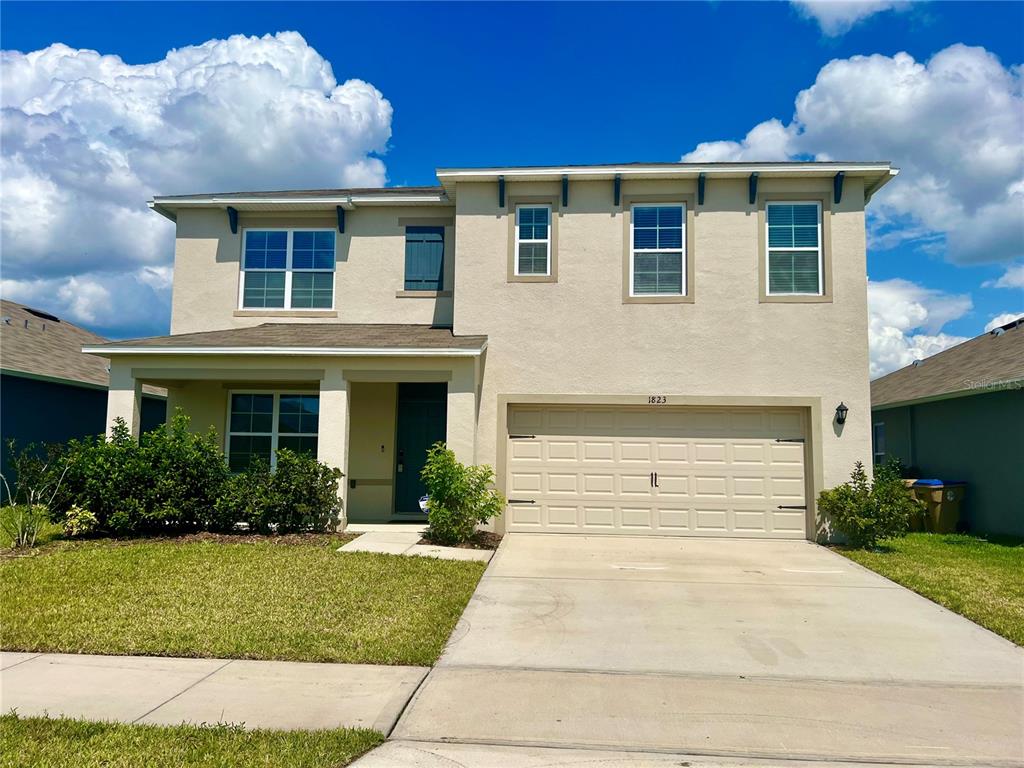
(446, 361), (477, 465)
(106, 361), (142, 439)
(318, 366), (351, 529)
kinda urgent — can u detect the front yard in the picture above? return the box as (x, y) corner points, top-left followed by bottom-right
(0, 535), (486, 665)
(0, 714), (383, 768)
(839, 533), (1024, 646)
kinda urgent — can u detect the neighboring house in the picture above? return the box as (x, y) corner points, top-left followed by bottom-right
(86, 161), (897, 540)
(871, 317), (1024, 537)
(0, 299), (167, 482)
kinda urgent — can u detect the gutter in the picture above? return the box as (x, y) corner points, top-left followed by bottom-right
(83, 344), (487, 358)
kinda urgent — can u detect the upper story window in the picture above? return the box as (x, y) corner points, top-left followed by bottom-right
(404, 226), (445, 291)
(766, 202), (822, 295)
(240, 229), (336, 309)
(515, 205), (551, 276)
(630, 204), (685, 296)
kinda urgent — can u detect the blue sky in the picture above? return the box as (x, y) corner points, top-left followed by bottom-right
(1, 1), (1022, 375)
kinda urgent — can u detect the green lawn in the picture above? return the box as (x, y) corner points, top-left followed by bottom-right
(839, 533), (1024, 646)
(0, 714), (383, 768)
(0, 537), (486, 665)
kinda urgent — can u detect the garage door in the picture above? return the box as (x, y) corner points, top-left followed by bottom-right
(505, 405), (808, 538)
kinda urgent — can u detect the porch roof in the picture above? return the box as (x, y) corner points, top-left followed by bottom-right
(83, 323), (488, 358)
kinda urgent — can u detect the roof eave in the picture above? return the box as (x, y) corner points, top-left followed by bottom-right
(872, 378), (1024, 411)
(83, 343), (487, 358)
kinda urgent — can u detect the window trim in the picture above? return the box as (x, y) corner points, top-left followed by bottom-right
(225, 390), (320, 470)
(764, 200), (824, 297)
(629, 202), (687, 298)
(513, 204), (552, 277)
(621, 193), (695, 304)
(757, 193), (833, 303)
(506, 194), (559, 283)
(238, 228), (337, 311)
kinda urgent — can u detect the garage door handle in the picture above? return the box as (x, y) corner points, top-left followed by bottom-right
(775, 438), (805, 443)
(508, 499), (536, 504)
(509, 434), (536, 439)
(777, 505), (807, 510)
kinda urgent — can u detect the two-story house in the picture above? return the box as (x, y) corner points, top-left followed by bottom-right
(87, 161), (897, 540)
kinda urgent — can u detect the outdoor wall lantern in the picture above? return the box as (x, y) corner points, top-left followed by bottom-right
(835, 402), (849, 425)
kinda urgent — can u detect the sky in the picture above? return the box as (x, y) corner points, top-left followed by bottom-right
(1, 0), (1022, 377)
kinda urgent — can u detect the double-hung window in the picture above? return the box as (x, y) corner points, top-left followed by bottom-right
(240, 229), (336, 309)
(630, 204), (685, 296)
(514, 205), (551, 276)
(227, 393), (319, 471)
(766, 202), (823, 295)
(404, 227), (445, 291)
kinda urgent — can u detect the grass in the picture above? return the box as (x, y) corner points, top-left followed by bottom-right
(0, 536), (486, 665)
(839, 532), (1024, 646)
(0, 713), (383, 768)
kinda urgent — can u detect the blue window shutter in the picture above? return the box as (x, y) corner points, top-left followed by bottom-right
(405, 227), (444, 291)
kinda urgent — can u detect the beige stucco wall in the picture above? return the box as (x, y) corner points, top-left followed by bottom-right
(347, 382), (397, 522)
(170, 207), (456, 335)
(453, 176), (873, 535)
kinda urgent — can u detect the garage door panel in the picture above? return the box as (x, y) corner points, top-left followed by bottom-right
(506, 406), (807, 538)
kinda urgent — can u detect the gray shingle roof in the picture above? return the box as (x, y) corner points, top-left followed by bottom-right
(91, 323), (487, 352)
(1, 299), (110, 387)
(872, 319), (1024, 408)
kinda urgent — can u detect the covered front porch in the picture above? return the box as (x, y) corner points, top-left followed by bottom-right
(85, 323), (486, 529)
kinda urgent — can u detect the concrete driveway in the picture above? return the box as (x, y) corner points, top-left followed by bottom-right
(390, 534), (1024, 766)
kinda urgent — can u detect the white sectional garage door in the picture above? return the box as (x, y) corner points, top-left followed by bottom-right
(505, 405), (808, 539)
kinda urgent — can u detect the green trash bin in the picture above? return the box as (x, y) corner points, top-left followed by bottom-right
(912, 480), (966, 534)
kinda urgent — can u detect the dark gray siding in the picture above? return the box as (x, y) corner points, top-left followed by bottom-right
(873, 389), (1024, 536)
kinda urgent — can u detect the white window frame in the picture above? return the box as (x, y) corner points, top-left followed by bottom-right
(225, 390), (320, 470)
(238, 228), (336, 310)
(872, 421), (886, 465)
(629, 202), (686, 297)
(765, 201), (824, 297)
(514, 204), (552, 277)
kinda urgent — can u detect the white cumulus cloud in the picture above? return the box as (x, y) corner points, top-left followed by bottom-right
(683, 44), (1024, 266)
(984, 262), (1024, 289)
(790, 1), (904, 36)
(0, 31), (392, 337)
(984, 312), (1024, 332)
(867, 278), (971, 378)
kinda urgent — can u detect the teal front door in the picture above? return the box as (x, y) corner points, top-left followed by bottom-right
(394, 383), (448, 514)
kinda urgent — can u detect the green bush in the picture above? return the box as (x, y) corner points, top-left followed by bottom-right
(51, 411), (229, 535)
(215, 450), (342, 533)
(0, 504), (50, 548)
(1, 439), (70, 548)
(63, 505), (99, 538)
(818, 459), (923, 548)
(420, 442), (504, 545)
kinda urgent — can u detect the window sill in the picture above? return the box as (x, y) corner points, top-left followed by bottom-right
(508, 275), (557, 284)
(395, 290), (452, 298)
(760, 294), (832, 304)
(623, 294), (693, 304)
(233, 310), (339, 317)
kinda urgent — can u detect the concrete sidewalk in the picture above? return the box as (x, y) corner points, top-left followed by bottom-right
(0, 652), (427, 733)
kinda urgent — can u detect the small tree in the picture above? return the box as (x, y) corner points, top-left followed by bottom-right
(420, 442), (504, 545)
(818, 459), (922, 548)
(0, 440), (69, 547)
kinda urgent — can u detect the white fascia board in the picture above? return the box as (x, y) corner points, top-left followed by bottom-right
(435, 163), (895, 181)
(83, 345), (486, 358)
(149, 193), (449, 209)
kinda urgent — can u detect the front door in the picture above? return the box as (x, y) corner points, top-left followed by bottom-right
(394, 383), (448, 515)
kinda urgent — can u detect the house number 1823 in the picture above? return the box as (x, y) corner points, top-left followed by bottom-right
(648, 395), (667, 404)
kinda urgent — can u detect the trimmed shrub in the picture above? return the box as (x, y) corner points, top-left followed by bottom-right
(51, 411), (228, 535)
(214, 450), (342, 533)
(420, 442), (504, 545)
(818, 459), (922, 548)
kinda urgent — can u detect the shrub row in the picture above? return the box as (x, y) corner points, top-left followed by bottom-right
(28, 411), (342, 536)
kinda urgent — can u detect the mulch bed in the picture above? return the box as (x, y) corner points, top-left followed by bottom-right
(418, 531), (503, 550)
